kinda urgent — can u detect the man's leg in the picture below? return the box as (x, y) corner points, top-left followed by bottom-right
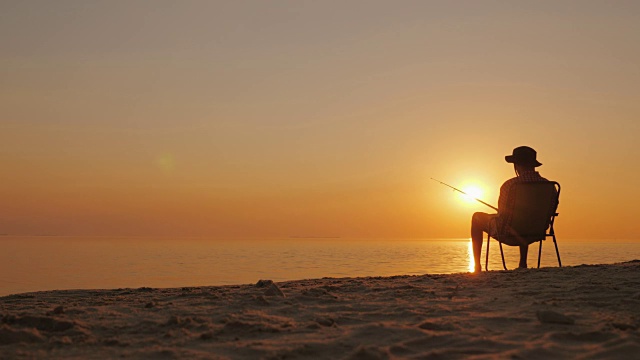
(471, 212), (494, 272)
(518, 245), (529, 268)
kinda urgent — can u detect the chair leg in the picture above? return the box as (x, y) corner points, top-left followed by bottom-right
(553, 234), (562, 267)
(538, 240), (542, 269)
(499, 242), (507, 270)
(485, 234), (490, 271)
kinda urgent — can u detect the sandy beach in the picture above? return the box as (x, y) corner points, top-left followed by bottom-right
(1, 261), (639, 359)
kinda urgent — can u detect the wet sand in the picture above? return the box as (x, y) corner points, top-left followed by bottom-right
(1, 261), (639, 359)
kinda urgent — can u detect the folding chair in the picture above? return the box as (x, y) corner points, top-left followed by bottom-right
(485, 181), (561, 270)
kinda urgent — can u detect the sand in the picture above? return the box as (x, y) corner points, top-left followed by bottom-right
(1, 261), (640, 359)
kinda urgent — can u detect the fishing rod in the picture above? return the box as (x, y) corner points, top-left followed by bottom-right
(430, 178), (498, 211)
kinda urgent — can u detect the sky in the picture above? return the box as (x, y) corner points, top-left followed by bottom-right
(2, 1), (640, 239)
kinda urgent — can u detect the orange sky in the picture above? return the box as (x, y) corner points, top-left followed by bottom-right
(2, 1), (640, 239)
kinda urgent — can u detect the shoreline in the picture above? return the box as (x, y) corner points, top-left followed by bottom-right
(2, 261), (640, 359)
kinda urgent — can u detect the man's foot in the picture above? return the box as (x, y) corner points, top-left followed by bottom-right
(474, 265), (482, 273)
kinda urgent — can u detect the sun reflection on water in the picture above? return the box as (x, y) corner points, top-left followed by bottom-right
(468, 239), (475, 272)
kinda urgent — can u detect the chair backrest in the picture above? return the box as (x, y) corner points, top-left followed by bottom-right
(508, 181), (560, 242)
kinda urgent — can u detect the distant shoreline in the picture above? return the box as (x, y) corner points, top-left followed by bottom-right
(289, 236), (341, 239)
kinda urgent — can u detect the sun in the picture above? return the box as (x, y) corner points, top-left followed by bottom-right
(457, 185), (485, 204)
(462, 186), (483, 201)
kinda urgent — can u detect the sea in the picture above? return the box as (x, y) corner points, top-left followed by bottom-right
(1, 237), (639, 297)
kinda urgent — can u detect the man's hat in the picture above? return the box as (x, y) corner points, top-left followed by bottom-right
(505, 146), (542, 167)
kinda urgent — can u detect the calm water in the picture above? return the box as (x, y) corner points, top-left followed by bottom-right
(1, 237), (639, 296)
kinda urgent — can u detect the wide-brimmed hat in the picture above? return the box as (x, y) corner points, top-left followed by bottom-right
(505, 146), (542, 167)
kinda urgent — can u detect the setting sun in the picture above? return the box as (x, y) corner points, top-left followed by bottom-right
(457, 185), (485, 205)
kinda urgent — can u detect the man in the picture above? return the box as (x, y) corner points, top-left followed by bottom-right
(471, 146), (555, 272)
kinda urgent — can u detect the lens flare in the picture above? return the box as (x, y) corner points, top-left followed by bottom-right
(155, 154), (175, 172)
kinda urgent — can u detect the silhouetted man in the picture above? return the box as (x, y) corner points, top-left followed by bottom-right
(471, 146), (555, 272)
